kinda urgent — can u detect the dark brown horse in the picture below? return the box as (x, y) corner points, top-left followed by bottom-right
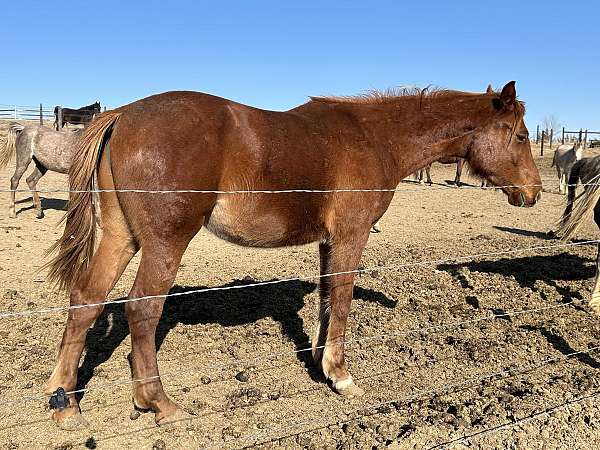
(54, 102), (101, 129)
(45, 81), (541, 428)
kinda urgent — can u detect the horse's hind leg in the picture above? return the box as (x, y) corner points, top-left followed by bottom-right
(46, 230), (137, 429)
(455, 159), (464, 187)
(46, 160), (137, 429)
(9, 156), (31, 218)
(125, 238), (194, 424)
(313, 229), (369, 397)
(26, 164), (47, 219)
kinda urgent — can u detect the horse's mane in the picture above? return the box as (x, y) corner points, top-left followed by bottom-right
(309, 87), (471, 105)
(309, 86), (525, 114)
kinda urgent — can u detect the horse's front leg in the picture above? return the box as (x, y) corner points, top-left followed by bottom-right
(313, 229), (369, 397)
(26, 165), (47, 219)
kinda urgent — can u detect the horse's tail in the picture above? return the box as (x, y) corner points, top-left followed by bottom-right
(0, 123), (24, 169)
(556, 161), (600, 241)
(45, 111), (121, 291)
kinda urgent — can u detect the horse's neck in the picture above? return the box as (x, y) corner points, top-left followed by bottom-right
(345, 105), (476, 181)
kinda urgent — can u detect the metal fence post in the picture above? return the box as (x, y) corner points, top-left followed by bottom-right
(549, 128), (553, 149)
(56, 106), (63, 130)
(536, 125), (539, 144)
(584, 129), (588, 149)
(541, 131), (545, 156)
(562, 126), (565, 144)
(39, 103), (43, 125)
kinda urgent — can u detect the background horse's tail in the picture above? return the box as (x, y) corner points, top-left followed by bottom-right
(556, 160), (600, 241)
(0, 123), (24, 169)
(45, 111), (121, 291)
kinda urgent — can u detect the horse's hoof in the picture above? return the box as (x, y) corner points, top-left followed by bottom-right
(52, 407), (89, 430)
(156, 407), (194, 427)
(370, 225), (381, 233)
(333, 378), (364, 398)
(36, 212), (44, 219)
(9, 212), (16, 219)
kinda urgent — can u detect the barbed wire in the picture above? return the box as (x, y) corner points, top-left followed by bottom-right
(0, 180), (596, 195)
(212, 344), (600, 449)
(0, 239), (593, 408)
(1, 239), (596, 321)
(434, 392), (600, 448)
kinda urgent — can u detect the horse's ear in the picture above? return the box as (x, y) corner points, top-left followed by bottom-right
(493, 81), (516, 111)
(486, 84), (494, 94)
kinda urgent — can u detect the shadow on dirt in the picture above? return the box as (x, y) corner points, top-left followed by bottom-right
(520, 324), (600, 369)
(493, 226), (555, 240)
(438, 252), (595, 309)
(15, 196), (68, 215)
(75, 279), (396, 398)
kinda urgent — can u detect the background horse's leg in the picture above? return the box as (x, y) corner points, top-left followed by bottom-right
(591, 206), (600, 315)
(46, 232), (137, 429)
(9, 155), (32, 218)
(455, 159), (464, 187)
(426, 165), (432, 185)
(313, 230), (369, 397)
(125, 239), (192, 425)
(26, 164), (47, 219)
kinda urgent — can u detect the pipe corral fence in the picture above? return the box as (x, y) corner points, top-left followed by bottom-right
(0, 103), (108, 129)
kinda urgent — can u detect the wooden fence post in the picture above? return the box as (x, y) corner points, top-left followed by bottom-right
(584, 129), (588, 149)
(56, 106), (63, 130)
(549, 128), (553, 149)
(536, 125), (539, 144)
(579, 129), (583, 142)
(39, 104), (43, 125)
(541, 130), (545, 156)
(562, 126), (565, 144)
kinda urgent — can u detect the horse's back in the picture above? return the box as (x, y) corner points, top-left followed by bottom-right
(102, 91), (390, 247)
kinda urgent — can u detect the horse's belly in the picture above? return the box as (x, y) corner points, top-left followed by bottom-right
(204, 197), (320, 248)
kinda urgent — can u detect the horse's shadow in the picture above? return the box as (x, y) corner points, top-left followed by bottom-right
(439, 252), (595, 311)
(15, 196), (68, 214)
(76, 278), (396, 398)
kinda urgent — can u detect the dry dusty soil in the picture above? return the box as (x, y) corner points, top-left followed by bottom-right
(0, 122), (600, 449)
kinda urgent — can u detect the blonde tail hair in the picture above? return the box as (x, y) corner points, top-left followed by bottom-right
(556, 171), (600, 241)
(45, 111), (121, 291)
(0, 123), (24, 169)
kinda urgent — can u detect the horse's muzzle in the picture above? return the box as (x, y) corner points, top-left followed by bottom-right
(508, 188), (541, 207)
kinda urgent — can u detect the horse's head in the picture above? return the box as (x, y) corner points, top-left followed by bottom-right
(467, 81), (541, 207)
(93, 101), (101, 112)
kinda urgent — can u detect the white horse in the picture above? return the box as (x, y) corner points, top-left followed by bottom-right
(552, 141), (584, 194)
(0, 124), (81, 218)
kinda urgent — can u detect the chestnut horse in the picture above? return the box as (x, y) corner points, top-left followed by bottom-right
(46, 81), (541, 428)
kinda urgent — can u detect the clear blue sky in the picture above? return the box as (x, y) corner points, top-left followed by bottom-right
(2, 1), (598, 131)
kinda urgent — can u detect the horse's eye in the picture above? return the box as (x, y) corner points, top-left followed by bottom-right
(516, 133), (528, 143)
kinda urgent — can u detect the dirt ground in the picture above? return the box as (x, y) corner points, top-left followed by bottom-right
(1, 123), (600, 449)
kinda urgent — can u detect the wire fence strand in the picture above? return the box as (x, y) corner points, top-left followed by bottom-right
(212, 344), (600, 449)
(0, 239), (594, 408)
(1, 239), (596, 320)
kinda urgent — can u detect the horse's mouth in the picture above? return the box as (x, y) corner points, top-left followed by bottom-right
(506, 189), (541, 207)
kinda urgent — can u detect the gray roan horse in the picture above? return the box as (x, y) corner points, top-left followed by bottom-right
(557, 155), (600, 314)
(0, 124), (81, 218)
